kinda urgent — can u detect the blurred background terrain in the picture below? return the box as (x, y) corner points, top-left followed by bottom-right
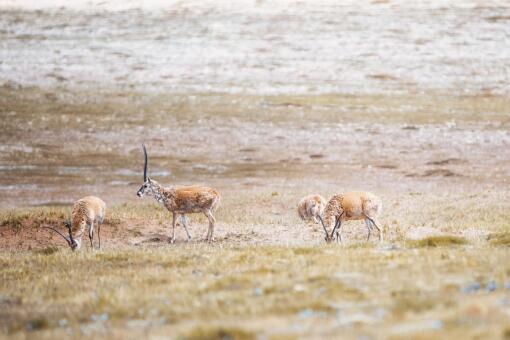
(0, 0), (509, 208)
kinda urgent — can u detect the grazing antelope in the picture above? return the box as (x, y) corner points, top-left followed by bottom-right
(136, 144), (220, 243)
(320, 191), (382, 243)
(44, 196), (106, 251)
(297, 194), (328, 235)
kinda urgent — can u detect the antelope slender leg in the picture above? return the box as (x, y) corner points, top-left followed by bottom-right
(335, 221), (343, 243)
(203, 210), (216, 242)
(336, 230), (342, 243)
(98, 223), (101, 250)
(203, 213), (211, 241)
(330, 216), (341, 240)
(181, 214), (192, 242)
(366, 216), (383, 242)
(365, 219), (372, 242)
(89, 222), (94, 250)
(170, 212), (177, 243)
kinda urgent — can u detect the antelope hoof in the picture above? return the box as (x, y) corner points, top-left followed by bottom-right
(186, 236), (192, 242)
(169, 237), (176, 244)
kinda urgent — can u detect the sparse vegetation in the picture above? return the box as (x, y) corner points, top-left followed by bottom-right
(0, 211), (27, 232)
(181, 326), (256, 340)
(0, 208), (67, 232)
(0, 154), (509, 338)
(408, 235), (468, 248)
(488, 232), (510, 246)
(0, 242), (509, 338)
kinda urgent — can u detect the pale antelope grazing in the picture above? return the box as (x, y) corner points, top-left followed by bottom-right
(320, 191), (383, 243)
(136, 145), (220, 243)
(297, 194), (326, 224)
(45, 196), (106, 251)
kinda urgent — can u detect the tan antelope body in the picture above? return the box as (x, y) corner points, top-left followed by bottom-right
(45, 196), (106, 251)
(298, 194), (326, 224)
(137, 145), (220, 243)
(321, 191), (382, 243)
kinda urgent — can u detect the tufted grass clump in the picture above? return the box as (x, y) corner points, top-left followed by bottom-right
(487, 232), (510, 246)
(180, 326), (256, 340)
(408, 235), (468, 248)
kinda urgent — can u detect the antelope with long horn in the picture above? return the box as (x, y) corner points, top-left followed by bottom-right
(320, 191), (383, 243)
(44, 196), (106, 251)
(136, 144), (221, 243)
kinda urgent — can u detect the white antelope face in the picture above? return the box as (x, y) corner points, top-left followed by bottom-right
(137, 178), (154, 198)
(137, 144), (158, 198)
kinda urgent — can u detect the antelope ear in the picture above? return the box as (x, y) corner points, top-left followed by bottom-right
(147, 177), (152, 183)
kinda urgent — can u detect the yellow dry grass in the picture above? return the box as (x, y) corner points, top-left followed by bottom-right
(1, 194), (510, 339)
(1, 244), (510, 339)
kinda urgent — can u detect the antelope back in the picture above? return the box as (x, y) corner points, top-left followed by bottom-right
(71, 196), (105, 234)
(322, 195), (343, 227)
(170, 186), (220, 212)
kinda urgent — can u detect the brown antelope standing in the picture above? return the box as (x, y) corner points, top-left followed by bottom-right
(320, 191), (382, 243)
(136, 144), (220, 243)
(45, 196), (106, 251)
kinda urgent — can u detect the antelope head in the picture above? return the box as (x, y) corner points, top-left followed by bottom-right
(137, 144), (155, 198)
(44, 219), (79, 251)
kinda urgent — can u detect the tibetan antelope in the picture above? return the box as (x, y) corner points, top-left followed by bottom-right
(136, 144), (220, 243)
(320, 191), (382, 243)
(297, 194), (327, 230)
(45, 196), (106, 251)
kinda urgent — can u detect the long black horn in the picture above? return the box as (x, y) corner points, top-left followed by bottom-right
(317, 215), (329, 240)
(142, 143), (148, 182)
(65, 222), (75, 245)
(44, 226), (71, 245)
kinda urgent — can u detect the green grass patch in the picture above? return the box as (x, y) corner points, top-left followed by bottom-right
(33, 246), (60, 255)
(0, 211), (27, 232)
(180, 326), (256, 340)
(487, 232), (510, 246)
(25, 318), (50, 331)
(408, 235), (468, 248)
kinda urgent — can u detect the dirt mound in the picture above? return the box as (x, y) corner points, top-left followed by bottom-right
(0, 210), (127, 251)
